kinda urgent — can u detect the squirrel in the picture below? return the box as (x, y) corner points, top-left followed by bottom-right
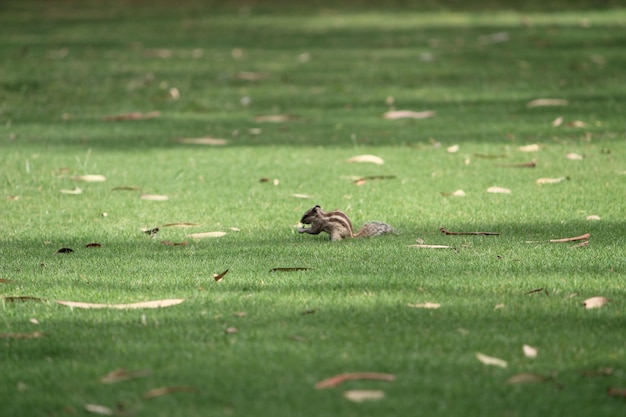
(298, 205), (393, 241)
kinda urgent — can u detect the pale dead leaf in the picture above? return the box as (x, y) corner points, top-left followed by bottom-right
(225, 327), (238, 334)
(441, 189), (466, 197)
(476, 352), (508, 368)
(506, 373), (547, 384)
(494, 303), (505, 310)
(60, 187), (83, 195)
(315, 372), (395, 389)
(168, 87), (180, 100)
(56, 299), (185, 309)
(229, 227), (241, 232)
(343, 390), (385, 403)
(29, 318), (39, 324)
(536, 177), (567, 184)
(254, 114), (301, 123)
(447, 144), (460, 153)
(523, 344), (538, 358)
(292, 193), (314, 199)
(140, 194), (169, 201)
(84, 404), (114, 415)
(586, 215), (601, 221)
(517, 144), (540, 152)
(160, 222), (200, 228)
(188, 231), (227, 238)
(143, 386), (197, 399)
(566, 152), (584, 160)
(383, 110), (436, 120)
(407, 302), (441, 309)
(526, 98), (568, 108)
(346, 154), (384, 165)
(100, 368), (152, 384)
(567, 120), (586, 128)
(583, 296), (608, 309)
(607, 387), (626, 398)
(408, 244), (455, 249)
(70, 174), (106, 182)
(552, 116), (564, 127)
(486, 186), (511, 194)
(177, 137), (228, 146)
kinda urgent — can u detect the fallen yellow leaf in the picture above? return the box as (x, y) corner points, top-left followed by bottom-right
(343, 390), (385, 402)
(583, 296), (608, 309)
(188, 231), (227, 238)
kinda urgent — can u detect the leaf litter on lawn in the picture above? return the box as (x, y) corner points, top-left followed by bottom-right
(56, 299), (185, 309)
(100, 368), (152, 384)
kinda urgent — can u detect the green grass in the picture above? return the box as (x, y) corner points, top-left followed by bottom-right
(1, 1), (625, 416)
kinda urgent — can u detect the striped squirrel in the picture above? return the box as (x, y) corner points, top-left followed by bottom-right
(298, 205), (393, 241)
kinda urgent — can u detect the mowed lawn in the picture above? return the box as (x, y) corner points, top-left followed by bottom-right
(1, 1), (625, 416)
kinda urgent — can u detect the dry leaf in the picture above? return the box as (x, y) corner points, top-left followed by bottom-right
(143, 386), (197, 399)
(213, 269), (229, 282)
(607, 387), (626, 398)
(84, 404), (114, 415)
(526, 233), (590, 244)
(0, 331), (44, 339)
(0, 278), (13, 283)
(225, 327), (238, 334)
(254, 114), (301, 123)
(407, 302), (441, 309)
(383, 110), (436, 120)
(188, 231), (227, 238)
(583, 368), (613, 378)
(60, 187), (83, 195)
(100, 368), (152, 384)
(346, 154), (384, 165)
(523, 344), (538, 358)
(56, 299), (185, 309)
(29, 318), (39, 324)
(444, 189), (466, 197)
(291, 193), (314, 199)
(583, 296), (608, 309)
(140, 194), (168, 201)
(567, 120), (586, 128)
(103, 111), (160, 121)
(517, 144), (540, 152)
(476, 352), (508, 368)
(486, 186), (511, 194)
(344, 390), (385, 402)
(506, 373), (547, 384)
(494, 304), (505, 310)
(566, 152), (584, 160)
(177, 137), (228, 146)
(160, 222), (199, 228)
(315, 372), (396, 389)
(447, 144), (460, 153)
(526, 98), (568, 108)
(55, 247), (74, 254)
(552, 116), (564, 127)
(408, 244), (455, 249)
(536, 177), (567, 184)
(586, 215), (601, 221)
(71, 175), (106, 182)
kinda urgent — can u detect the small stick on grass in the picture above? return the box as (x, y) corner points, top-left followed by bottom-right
(526, 233), (590, 244)
(440, 228), (500, 236)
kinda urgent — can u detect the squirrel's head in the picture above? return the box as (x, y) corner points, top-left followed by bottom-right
(300, 205), (321, 224)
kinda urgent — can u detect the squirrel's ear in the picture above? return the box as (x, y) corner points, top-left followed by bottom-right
(314, 205), (321, 210)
